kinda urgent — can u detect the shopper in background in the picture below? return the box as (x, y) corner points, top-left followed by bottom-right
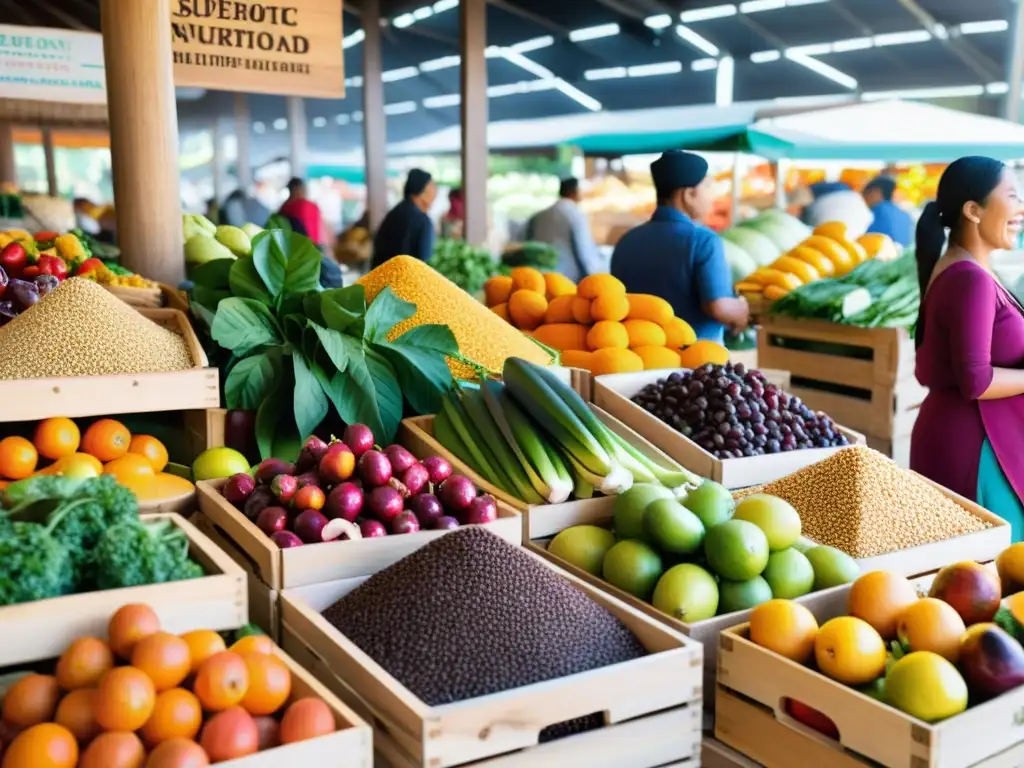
(442, 186), (465, 239)
(372, 168), (437, 268)
(279, 177), (324, 248)
(72, 197), (101, 236)
(611, 150), (748, 343)
(219, 188), (270, 230)
(863, 175), (914, 247)
(525, 177), (603, 282)
(911, 156), (1024, 540)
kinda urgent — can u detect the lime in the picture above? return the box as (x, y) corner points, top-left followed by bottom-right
(792, 535), (817, 554)
(548, 525), (617, 577)
(704, 519), (770, 581)
(805, 545), (860, 589)
(602, 540), (664, 600)
(613, 483), (674, 541)
(885, 652), (967, 722)
(645, 499), (705, 555)
(762, 548), (815, 599)
(732, 494), (801, 551)
(682, 480), (734, 529)
(652, 564), (719, 623)
(719, 576), (773, 614)
(192, 447), (251, 481)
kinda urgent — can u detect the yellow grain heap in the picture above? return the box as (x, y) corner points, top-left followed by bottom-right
(0, 278), (193, 379)
(357, 255), (553, 377)
(735, 446), (990, 558)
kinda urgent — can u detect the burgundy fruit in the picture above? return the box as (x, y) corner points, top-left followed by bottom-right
(222, 473), (256, 506)
(319, 441), (355, 485)
(463, 495), (498, 525)
(224, 409), (259, 463)
(255, 458), (296, 484)
(295, 471), (321, 489)
(438, 475), (476, 512)
(256, 506), (289, 537)
(433, 515), (460, 531)
(367, 485), (403, 522)
(383, 444), (417, 474)
(358, 449), (392, 488)
(391, 511), (420, 535)
(399, 463), (430, 496)
(407, 493), (444, 528)
(296, 435), (330, 473)
(271, 530), (304, 548)
(325, 482), (363, 522)
(420, 456), (453, 485)
(343, 423), (375, 458)
(242, 486), (275, 521)
(293, 485), (326, 511)
(270, 474), (298, 504)
(359, 519), (387, 538)
(294, 509), (330, 544)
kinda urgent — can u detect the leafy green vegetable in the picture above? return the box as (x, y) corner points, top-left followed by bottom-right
(92, 518), (198, 590)
(0, 522), (73, 605)
(428, 239), (499, 295)
(501, 242), (559, 271)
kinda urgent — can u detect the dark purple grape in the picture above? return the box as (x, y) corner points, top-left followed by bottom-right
(767, 439), (781, 454)
(764, 392), (779, 411)
(34, 274), (59, 296)
(668, 372), (682, 383)
(8, 279), (39, 310)
(713, 411), (727, 424)
(782, 433), (797, 450)
(750, 381), (764, 398)
(688, 380), (704, 396)
(727, 383), (742, 398)
(695, 396), (708, 411)
(733, 363), (746, 376)
(752, 423), (767, 436)
(712, 433), (725, 448)
(718, 421), (731, 436)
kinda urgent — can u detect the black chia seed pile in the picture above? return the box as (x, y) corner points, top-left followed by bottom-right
(321, 527), (647, 740)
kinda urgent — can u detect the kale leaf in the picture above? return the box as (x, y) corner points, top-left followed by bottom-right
(0, 522), (73, 605)
(92, 518), (203, 590)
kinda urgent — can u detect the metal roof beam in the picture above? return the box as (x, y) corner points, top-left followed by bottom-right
(893, 0), (1001, 81)
(32, 0), (92, 30)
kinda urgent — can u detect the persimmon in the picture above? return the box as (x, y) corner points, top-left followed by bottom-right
(230, 635), (274, 657)
(140, 688), (202, 747)
(280, 697), (335, 744)
(33, 418), (81, 460)
(0, 436), (37, 481)
(94, 667), (156, 732)
(1, 674), (60, 728)
(144, 738), (210, 768)
(81, 419), (131, 462)
(199, 707), (258, 762)
(193, 652), (249, 712)
(54, 689), (102, 744)
(239, 652), (291, 716)
(128, 435), (169, 473)
(108, 604), (161, 659)
(78, 731), (146, 768)
(180, 630), (226, 675)
(55, 637), (114, 691)
(131, 632), (191, 692)
(0, 722), (78, 768)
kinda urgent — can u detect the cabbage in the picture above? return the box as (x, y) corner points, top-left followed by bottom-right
(753, 210), (811, 249)
(723, 226), (780, 268)
(722, 239), (758, 283)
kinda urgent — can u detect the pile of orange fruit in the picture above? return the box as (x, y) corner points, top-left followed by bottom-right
(0, 418), (193, 502)
(0, 603), (337, 767)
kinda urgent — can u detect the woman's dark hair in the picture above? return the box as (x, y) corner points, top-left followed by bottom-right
(915, 155), (1005, 348)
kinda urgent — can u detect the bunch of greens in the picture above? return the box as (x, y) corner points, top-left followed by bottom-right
(189, 230), (460, 460)
(428, 239), (500, 295)
(501, 242), (559, 272)
(0, 475), (204, 605)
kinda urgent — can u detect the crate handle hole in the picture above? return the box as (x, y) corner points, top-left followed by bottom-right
(778, 697), (841, 744)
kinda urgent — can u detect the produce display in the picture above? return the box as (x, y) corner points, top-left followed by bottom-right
(182, 213), (262, 268)
(0, 604), (337, 764)
(0, 417), (192, 505)
(0, 279), (193, 380)
(746, 550), (1024, 727)
(427, 238), (499, 295)
(632, 363), (850, 459)
(720, 209), (812, 284)
(482, 267), (731, 375)
(322, 526), (645, 738)
(215, 421), (501, 545)
(357, 255), (553, 379)
(735, 446), (990, 558)
(0, 475), (204, 605)
(545, 482), (859, 623)
(500, 241), (559, 272)
(433, 358), (701, 504)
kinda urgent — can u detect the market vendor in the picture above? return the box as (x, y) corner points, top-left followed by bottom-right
(371, 168), (437, 269)
(863, 175), (914, 247)
(911, 156), (1024, 540)
(610, 150), (749, 343)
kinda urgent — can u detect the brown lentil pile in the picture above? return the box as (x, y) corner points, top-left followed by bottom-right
(322, 527), (646, 739)
(734, 446), (989, 558)
(0, 278), (193, 379)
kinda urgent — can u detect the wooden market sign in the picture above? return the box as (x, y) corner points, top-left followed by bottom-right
(170, 0), (345, 99)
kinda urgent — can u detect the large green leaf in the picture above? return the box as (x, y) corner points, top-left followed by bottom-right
(310, 322), (357, 375)
(255, 369), (290, 460)
(292, 353), (330, 439)
(376, 323), (458, 415)
(363, 286), (415, 342)
(321, 286), (367, 333)
(229, 256), (272, 303)
(251, 230), (322, 299)
(224, 352), (278, 410)
(211, 297), (282, 356)
(191, 258), (234, 290)
(365, 347), (403, 441)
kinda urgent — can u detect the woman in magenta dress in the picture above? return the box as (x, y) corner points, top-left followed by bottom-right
(911, 156), (1024, 539)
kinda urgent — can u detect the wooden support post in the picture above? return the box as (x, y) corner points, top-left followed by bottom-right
(1005, 0), (1024, 123)
(42, 128), (58, 197)
(0, 123), (16, 187)
(100, 0), (183, 285)
(234, 93), (252, 192)
(362, 0), (387, 231)
(211, 121), (224, 206)
(460, 0), (488, 246)
(287, 96), (307, 178)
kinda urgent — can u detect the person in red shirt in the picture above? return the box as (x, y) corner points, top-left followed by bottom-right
(278, 177), (324, 247)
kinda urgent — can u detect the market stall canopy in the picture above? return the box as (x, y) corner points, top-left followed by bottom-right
(746, 99), (1024, 161)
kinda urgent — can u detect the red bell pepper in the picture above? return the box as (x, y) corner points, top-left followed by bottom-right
(75, 257), (104, 276)
(0, 242), (26, 277)
(21, 265), (40, 279)
(38, 254), (69, 281)
(34, 230), (59, 246)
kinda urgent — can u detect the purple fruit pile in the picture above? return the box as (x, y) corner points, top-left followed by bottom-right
(220, 422), (499, 548)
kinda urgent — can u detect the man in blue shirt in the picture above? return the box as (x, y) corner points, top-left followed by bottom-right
(863, 175), (913, 247)
(611, 150), (749, 343)
(526, 178), (604, 282)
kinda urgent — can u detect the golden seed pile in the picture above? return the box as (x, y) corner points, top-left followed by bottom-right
(0, 278), (193, 379)
(734, 446), (989, 558)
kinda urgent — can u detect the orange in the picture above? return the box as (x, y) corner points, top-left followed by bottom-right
(677, 340), (729, 368)
(81, 419), (131, 462)
(0, 436), (37, 481)
(0, 722), (78, 768)
(1, 674), (60, 728)
(144, 738), (211, 768)
(108, 604), (161, 660)
(78, 731), (145, 768)
(130, 632), (191, 692)
(140, 689), (202, 746)
(814, 616), (887, 686)
(103, 454), (156, 494)
(997, 542), (1024, 596)
(53, 689), (102, 744)
(230, 635), (274, 657)
(180, 629), (226, 675)
(896, 598), (966, 662)
(128, 435), (169, 473)
(239, 652), (291, 716)
(199, 707), (259, 762)
(280, 698), (335, 744)
(748, 599), (819, 664)
(55, 636), (114, 691)
(33, 418), (80, 461)
(93, 667), (156, 732)
(847, 570), (918, 639)
(193, 652), (249, 712)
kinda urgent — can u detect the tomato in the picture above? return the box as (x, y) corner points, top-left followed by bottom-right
(74, 257), (104, 276)
(0, 242), (26, 275)
(38, 255), (69, 281)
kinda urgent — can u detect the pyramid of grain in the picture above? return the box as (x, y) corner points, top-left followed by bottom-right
(734, 446), (989, 558)
(0, 278), (193, 379)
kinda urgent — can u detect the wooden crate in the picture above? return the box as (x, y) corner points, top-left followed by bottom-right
(0, 308), (220, 422)
(593, 369), (866, 489)
(717, 619), (1024, 768)
(278, 548), (703, 768)
(757, 317), (925, 439)
(702, 736), (760, 768)
(0, 512), (247, 666)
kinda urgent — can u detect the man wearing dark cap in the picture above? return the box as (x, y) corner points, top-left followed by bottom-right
(862, 175), (913, 247)
(372, 168), (438, 269)
(525, 177), (603, 282)
(611, 150), (748, 343)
